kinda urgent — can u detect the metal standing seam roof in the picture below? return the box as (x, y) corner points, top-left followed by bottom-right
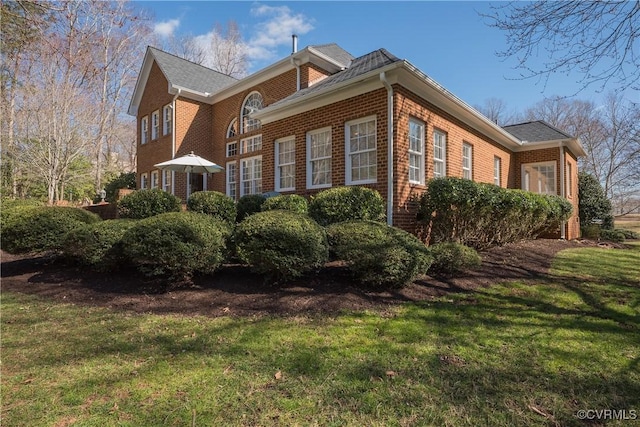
(502, 120), (575, 142)
(267, 48), (401, 108)
(148, 47), (238, 94)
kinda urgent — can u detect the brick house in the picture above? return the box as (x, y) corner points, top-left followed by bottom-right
(128, 42), (585, 239)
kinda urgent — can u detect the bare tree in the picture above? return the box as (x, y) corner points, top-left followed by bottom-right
(484, 1), (640, 93)
(475, 97), (522, 126)
(206, 21), (247, 78)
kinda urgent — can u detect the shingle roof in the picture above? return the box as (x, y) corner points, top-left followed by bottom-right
(502, 120), (574, 142)
(268, 48), (401, 107)
(310, 43), (354, 68)
(149, 47), (237, 94)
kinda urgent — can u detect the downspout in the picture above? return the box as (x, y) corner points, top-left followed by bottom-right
(380, 72), (394, 226)
(291, 57), (301, 91)
(559, 142), (566, 239)
(171, 89), (181, 195)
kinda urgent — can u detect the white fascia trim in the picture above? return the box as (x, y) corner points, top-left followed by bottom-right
(307, 46), (348, 70)
(514, 138), (587, 157)
(128, 48), (155, 116)
(169, 84), (213, 104)
(398, 61), (523, 150)
(254, 62), (403, 124)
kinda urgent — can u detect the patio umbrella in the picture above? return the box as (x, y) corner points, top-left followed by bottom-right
(154, 151), (224, 174)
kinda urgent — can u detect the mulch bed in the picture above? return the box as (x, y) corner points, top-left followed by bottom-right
(0, 239), (599, 318)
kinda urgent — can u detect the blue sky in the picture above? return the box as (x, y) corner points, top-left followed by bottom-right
(134, 1), (635, 115)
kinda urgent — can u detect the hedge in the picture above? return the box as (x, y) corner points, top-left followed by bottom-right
(236, 194), (266, 222)
(63, 219), (136, 270)
(261, 194), (308, 214)
(235, 210), (328, 281)
(1, 206), (101, 254)
(121, 212), (231, 278)
(326, 221), (432, 287)
(417, 177), (573, 249)
(309, 186), (385, 226)
(118, 189), (181, 219)
(428, 242), (481, 275)
(187, 191), (236, 225)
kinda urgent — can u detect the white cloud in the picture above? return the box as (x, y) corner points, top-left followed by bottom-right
(245, 4), (314, 62)
(154, 19), (180, 38)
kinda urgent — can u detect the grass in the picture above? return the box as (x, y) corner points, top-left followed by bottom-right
(2, 243), (639, 426)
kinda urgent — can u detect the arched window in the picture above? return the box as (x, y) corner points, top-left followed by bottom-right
(227, 118), (238, 138)
(241, 91), (263, 133)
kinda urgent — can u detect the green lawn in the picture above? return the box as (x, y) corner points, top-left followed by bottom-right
(2, 243), (639, 426)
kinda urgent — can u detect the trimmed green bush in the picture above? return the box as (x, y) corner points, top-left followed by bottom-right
(63, 219), (136, 270)
(326, 221), (433, 288)
(235, 210), (328, 281)
(428, 242), (481, 275)
(418, 177), (573, 249)
(309, 186), (385, 226)
(1, 206), (101, 254)
(236, 194), (266, 222)
(600, 229), (625, 243)
(187, 191), (236, 225)
(261, 194), (308, 214)
(615, 228), (639, 240)
(0, 199), (44, 230)
(121, 212), (231, 278)
(117, 189), (181, 219)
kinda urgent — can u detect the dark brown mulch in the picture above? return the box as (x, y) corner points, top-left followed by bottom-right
(0, 239), (588, 318)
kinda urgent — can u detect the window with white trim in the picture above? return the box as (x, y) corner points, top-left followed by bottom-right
(275, 137), (295, 191)
(163, 105), (172, 135)
(241, 92), (263, 133)
(140, 173), (148, 189)
(151, 110), (159, 140)
(141, 116), (148, 144)
(462, 142), (473, 180)
(346, 116), (377, 184)
(226, 161), (237, 198)
(240, 135), (262, 154)
(227, 118), (238, 138)
(433, 130), (447, 178)
(150, 170), (159, 189)
(240, 156), (262, 196)
(226, 142), (238, 157)
(162, 170), (172, 193)
(522, 161), (556, 195)
(494, 156), (501, 186)
(408, 118), (425, 185)
(307, 127), (332, 189)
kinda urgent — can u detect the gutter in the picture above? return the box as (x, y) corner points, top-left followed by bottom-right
(380, 72), (394, 226)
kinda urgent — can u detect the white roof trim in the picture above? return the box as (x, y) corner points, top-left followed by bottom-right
(128, 48), (155, 116)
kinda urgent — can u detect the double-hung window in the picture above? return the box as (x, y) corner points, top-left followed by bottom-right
(345, 116), (377, 184)
(522, 161), (556, 195)
(140, 173), (148, 189)
(162, 170), (172, 193)
(150, 170), (158, 189)
(151, 110), (159, 140)
(275, 137), (295, 191)
(567, 162), (573, 197)
(226, 142), (238, 157)
(141, 116), (148, 144)
(433, 130), (447, 178)
(408, 119), (425, 185)
(462, 143), (473, 180)
(240, 156), (262, 196)
(226, 161), (237, 198)
(494, 156), (502, 186)
(307, 127), (332, 189)
(163, 105), (172, 135)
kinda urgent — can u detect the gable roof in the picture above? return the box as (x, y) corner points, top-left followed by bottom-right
(149, 47), (238, 95)
(128, 47), (237, 115)
(267, 49), (401, 108)
(308, 43), (354, 68)
(502, 120), (574, 142)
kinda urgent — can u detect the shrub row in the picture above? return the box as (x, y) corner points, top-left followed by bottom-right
(418, 177), (573, 249)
